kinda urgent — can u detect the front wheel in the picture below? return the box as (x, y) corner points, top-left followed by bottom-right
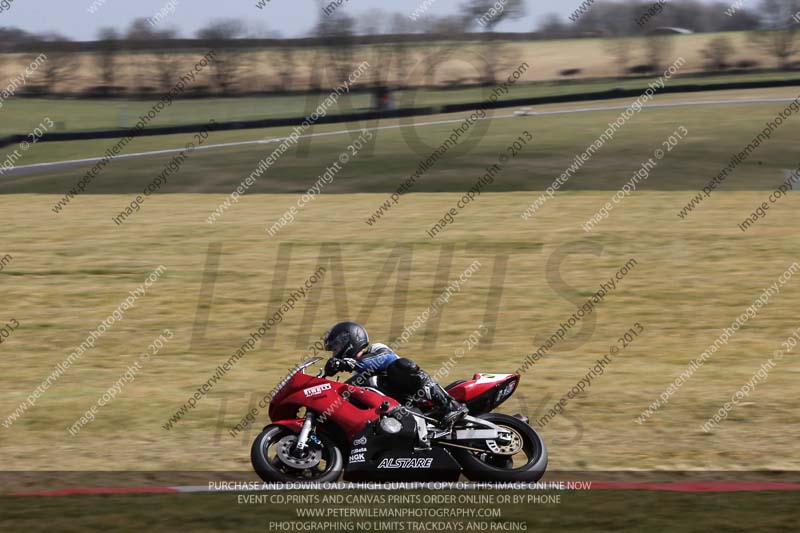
(251, 425), (343, 483)
(451, 413), (547, 482)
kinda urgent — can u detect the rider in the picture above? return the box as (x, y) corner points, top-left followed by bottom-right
(323, 321), (469, 428)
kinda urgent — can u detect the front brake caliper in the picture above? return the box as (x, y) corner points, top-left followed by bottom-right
(307, 434), (323, 449)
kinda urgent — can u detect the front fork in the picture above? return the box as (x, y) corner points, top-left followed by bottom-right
(293, 411), (317, 453)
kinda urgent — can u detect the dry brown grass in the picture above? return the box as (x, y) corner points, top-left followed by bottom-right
(1, 192), (799, 472)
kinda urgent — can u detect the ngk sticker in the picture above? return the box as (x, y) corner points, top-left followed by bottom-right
(303, 383), (332, 397)
(349, 447), (367, 464)
(377, 458), (434, 469)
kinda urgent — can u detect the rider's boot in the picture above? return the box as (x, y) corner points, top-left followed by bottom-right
(425, 379), (469, 428)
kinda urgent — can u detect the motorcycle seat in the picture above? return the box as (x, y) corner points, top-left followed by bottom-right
(444, 380), (466, 391)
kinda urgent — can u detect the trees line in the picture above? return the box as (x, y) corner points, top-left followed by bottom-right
(0, 0), (798, 95)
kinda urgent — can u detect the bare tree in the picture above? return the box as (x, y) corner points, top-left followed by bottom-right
(126, 18), (177, 41)
(196, 18), (247, 41)
(461, 0), (526, 84)
(0, 27), (35, 51)
(714, 1), (761, 31)
(356, 8), (389, 36)
(537, 14), (570, 39)
(197, 19), (249, 93)
(604, 37), (635, 76)
(210, 51), (249, 94)
(41, 52), (80, 93)
(306, 48), (326, 92)
(750, 0), (800, 69)
(415, 17), (464, 87)
(122, 19), (179, 92)
(357, 8), (394, 86)
(702, 36), (735, 70)
(273, 47), (297, 92)
(0, 29), (35, 94)
(644, 33), (676, 72)
(313, 11), (358, 88)
(95, 27), (121, 87)
(387, 14), (417, 88)
(461, 0), (525, 31)
(593, 3), (641, 76)
(24, 33), (74, 94)
(152, 51), (181, 92)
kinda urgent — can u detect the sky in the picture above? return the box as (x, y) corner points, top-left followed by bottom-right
(1, 0), (721, 41)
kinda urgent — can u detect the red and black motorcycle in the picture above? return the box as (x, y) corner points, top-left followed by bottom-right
(251, 357), (547, 483)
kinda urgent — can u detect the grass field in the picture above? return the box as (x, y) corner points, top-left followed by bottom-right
(1, 190), (799, 472)
(3, 29), (800, 532)
(2, 87), (800, 194)
(2, 69), (800, 137)
(2, 88), (800, 479)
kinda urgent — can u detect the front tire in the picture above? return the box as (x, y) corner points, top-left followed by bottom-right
(251, 425), (343, 483)
(452, 413), (547, 482)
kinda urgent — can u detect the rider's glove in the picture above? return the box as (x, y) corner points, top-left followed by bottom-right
(340, 358), (357, 372)
(324, 358), (342, 376)
(325, 357), (358, 376)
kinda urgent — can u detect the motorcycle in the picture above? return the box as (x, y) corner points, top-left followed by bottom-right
(251, 357), (547, 483)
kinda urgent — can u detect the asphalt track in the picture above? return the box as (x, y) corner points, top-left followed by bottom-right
(10, 481), (800, 497)
(2, 97), (797, 179)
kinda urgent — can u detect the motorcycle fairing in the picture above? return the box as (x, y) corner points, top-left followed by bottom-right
(446, 373), (520, 414)
(343, 418), (461, 482)
(269, 371), (400, 440)
(268, 419), (304, 433)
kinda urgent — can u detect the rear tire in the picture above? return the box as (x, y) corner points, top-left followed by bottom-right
(451, 413), (547, 482)
(251, 425), (343, 483)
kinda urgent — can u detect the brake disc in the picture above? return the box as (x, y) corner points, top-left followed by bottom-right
(486, 426), (524, 456)
(275, 435), (322, 470)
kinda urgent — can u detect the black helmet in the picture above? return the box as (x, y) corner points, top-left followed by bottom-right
(324, 321), (369, 359)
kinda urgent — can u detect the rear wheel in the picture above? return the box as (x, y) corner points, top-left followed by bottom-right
(251, 425), (343, 483)
(451, 413), (547, 482)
